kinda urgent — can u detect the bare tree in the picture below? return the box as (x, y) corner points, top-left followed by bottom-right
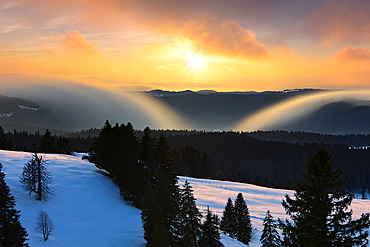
(35, 210), (54, 241)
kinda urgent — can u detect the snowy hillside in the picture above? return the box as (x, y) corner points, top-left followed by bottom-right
(1, 150), (369, 246)
(1, 150), (145, 247)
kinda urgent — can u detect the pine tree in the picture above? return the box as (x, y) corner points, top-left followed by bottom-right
(19, 157), (37, 195)
(54, 137), (71, 154)
(260, 210), (280, 247)
(38, 129), (55, 153)
(280, 149), (370, 246)
(141, 182), (170, 247)
(0, 163), (29, 246)
(139, 127), (155, 165)
(199, 206), (224, 247)
(177, 180), (202, 247)
(220, 197), (235, 238)
(20, 153), (52, 201)
(234, 193), (252, 245)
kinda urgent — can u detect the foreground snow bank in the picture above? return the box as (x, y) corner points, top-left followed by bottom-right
(2, 150), (369, 247)
(1, 150), (145, 247)
(179, 176), (370, 247)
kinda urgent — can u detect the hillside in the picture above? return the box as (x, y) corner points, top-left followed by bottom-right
(1, 150), (145, 247)
(0, 95), (66, 133)
(1, 150), (369, 246)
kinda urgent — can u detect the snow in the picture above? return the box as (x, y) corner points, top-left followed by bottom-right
(178, 176), (370, 247)
(0, 112), (13, 118)
(1, 150), (145, 247)
(1, 150), (369, 247)
(18, 105), (40, 113)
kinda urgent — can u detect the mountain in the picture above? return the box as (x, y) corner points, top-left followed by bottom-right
(2, 150), (369, 246)
(145, 89), (370, 134)
(0, 95), (67, 133)
(281, 101), (370, 135)
(145, 89), (321, 130)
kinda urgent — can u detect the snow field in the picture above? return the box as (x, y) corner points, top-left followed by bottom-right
(1, 150), (369, 246)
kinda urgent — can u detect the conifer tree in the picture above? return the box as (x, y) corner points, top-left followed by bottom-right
(280, 149), (370, 246)
(234, 193), (252, 245)
(260, 210), (280, 247)
(38, 129), (55, 153)
(54, 136), (71, 154)
(141, 182), (170, 247)
(20, 153), (52, 201)
(139, 127), (155, 165)
(0, 163), (29, 246)
(199, 206), (224, 247)
(19, 157), (37, 195)
(89, 120), (113, 172)
(177, 180), (202, 247)
(220, 197), (235, 238)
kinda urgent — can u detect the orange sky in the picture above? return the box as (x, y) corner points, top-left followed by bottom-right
(0, 0), (369, 92)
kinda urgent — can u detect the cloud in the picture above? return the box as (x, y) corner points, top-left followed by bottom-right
(0, 24), (24, 34)
(45, 30), (99, 56)
(333, 47), (370, 62)
(303, 1), (370, 44)
(0, 1), (19, 10)
(179, 15), (269, 58)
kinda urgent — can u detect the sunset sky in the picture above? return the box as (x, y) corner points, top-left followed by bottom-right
(1, 0), (370, 92)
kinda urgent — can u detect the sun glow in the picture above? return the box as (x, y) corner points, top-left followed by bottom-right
(174, 40), (210, 81)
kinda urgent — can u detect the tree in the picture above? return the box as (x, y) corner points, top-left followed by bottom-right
(260, 210), (280, 247)
(19, 156), (37, 195)
(20, 153), (52, 201)
(141, 182), (170, 247)
(177, 180), (202, 247)
(38, 129), (55, 153)
(0, 163), (29, 246)
(35, 210), (54, 241)
(199, 206), (224, 247)
(234, 193), (252, 245)
(54, 137), (71, 154)
(280, 149), (370, 246)
(220, 197), (235, 238)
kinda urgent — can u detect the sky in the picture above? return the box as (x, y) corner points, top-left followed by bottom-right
(1, 0), (370, 92)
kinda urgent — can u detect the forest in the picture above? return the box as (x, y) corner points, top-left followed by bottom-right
(0, 125), (369, 192)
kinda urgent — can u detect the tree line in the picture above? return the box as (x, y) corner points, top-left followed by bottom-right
(89, 121), (225, 246)
(0, 126), (93, 153)
(165, 131), (370, 191)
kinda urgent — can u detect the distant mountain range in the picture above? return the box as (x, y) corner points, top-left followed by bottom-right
(0, 95), (66, 133)
(1, 88), (370, 134)
(144, 89), (370, 134)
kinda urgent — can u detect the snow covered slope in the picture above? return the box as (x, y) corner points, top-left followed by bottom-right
(1, 150), (145, 247)
(1, 150), (369, 246)
(178, 176), (370, 246)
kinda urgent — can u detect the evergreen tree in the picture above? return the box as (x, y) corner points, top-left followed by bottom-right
(139, 127), (155, 165)
(19, 157), (37, 195)
(0, 163), (29, 246)
(177, 180), (202, 247)
(38, 129), (55, 153)
(20, 153), (52, 201)
(199, 206), (223, 247)
(141, 182), (170, 247)
(234, 193), (252, 245)
(220, 197), (235, 238)
(89, 120), (115, 172)
(280, 149), (370, 246)
(54, 136), (71, 154)
(260, 210), (280, 247)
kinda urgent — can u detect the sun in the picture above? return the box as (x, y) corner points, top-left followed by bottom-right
(187, 54), (206, 69)
(182, 48), (209, 81)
